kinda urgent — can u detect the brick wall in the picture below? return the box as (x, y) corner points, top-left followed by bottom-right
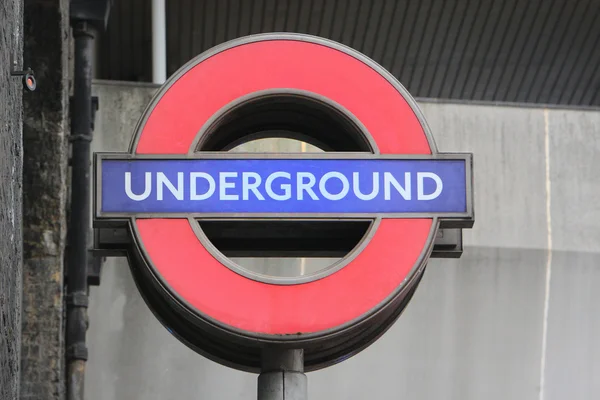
(20, 0), (70, 399)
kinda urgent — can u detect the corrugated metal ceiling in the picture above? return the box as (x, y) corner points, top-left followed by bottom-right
(98, 0), (600, 107)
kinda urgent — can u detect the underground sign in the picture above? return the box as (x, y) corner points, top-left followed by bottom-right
(94, 33), (474, 372)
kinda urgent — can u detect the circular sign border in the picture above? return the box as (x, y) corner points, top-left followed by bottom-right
(127, 33), (440, 339)
(189, 88), (382, 286)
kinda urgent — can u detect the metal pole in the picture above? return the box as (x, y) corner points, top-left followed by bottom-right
(258, 349), (307, 400)
(66, 21), (95, 400)
(151, 0), (167, 83)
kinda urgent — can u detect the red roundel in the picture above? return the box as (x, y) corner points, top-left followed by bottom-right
(132, 36), (435, 336)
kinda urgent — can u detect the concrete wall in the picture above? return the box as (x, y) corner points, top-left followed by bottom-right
(87, 81), (600, 400)
(0, 1), (23, 399)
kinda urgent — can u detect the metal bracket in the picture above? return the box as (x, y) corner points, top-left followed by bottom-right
(10, 66), (33, 76)
(63, 249), (105, 286)
(87, 251), (104, 286)
(66, 291), (89, 308)
(94, 226), (465, 259)
(91, 96), (99, 130)
(66, 343), (89, 361)
(10, 54), (31, 75)
(10, 55), (36, 91)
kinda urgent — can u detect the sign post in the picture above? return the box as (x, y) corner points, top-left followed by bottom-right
(94, 33), (474, 399)
(258, 349), (306, 400)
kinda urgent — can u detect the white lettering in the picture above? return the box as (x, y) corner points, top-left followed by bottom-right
(122, 170), (446, 203)
(190, 172), (215, 200)
(297, 172), (319, 200)
(125, 172), (152, 201)
(319, 172), (349, 201)
(384, 172), (411, 200)
(219, 172), (238, 200)
(242, 172), (265, 200)
(417, 172), (443, 200)
(353, 172), (379, 200)
(157, 172), (184, 200)
(265, 172), (291, 201)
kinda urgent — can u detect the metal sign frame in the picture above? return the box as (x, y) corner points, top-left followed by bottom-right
(95, 152), (473, 223)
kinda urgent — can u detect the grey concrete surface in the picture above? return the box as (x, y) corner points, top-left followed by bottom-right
(0, 1), (23, 399)
(92, 81), (158, 152)
(86, 257), (256, 399)
(309, 248), (547, 400)
(543, 108), (600, 400)
(419, 102), (548, 251)
(544, 251), (600, 400)
(548, 109), (600, 253)
(86, 81), (600, 400)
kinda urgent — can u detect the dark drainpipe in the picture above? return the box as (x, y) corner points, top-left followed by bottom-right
(66, 20), (95, 400)
(66, 1), (111, 399)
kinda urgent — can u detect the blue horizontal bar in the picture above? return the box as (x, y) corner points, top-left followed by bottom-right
(99, 158), (467, 215)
